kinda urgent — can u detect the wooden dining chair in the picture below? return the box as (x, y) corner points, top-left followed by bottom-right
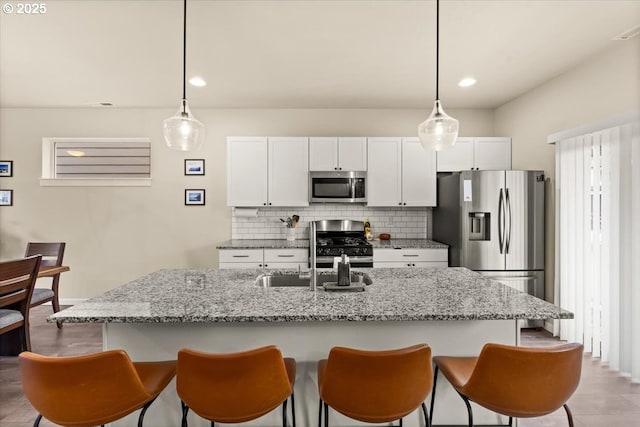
(19, 349), (177, 427)
(25, 242), (66, 328)
(177, 346), (296, 427)
(430, 342), (583, 427)
(317, 344), (432, 427)
(0, 255), (42, 352)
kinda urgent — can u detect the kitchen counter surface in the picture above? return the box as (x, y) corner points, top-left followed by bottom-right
(369, 238), (448, 249)
(51, 267), (571, 323)
(216, 239), (309, 249)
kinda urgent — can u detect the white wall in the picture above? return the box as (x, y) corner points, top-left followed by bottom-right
(0, 107), (493, 299)
(494, 38), (640, 302)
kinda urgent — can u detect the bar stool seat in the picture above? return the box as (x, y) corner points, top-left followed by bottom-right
(431, 343), (583, 426)
(177, 346), (296, 427)
(19, 350), (177, 427)
(317, 344), (432, 427)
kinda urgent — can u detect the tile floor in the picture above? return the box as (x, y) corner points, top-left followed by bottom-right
(1, 306), (639, 426)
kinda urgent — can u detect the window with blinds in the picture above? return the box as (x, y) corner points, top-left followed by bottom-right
(41, 138), (152, 186)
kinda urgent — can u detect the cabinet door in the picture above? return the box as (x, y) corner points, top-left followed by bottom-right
(367, 138), (402, 207)
(227, 137), (268, 206)
(473, 137), (512, 170)
(436, 138), (474, 172)
(338, 137), (367, 171)
(401, 138), (436, 206)
(268, 137), (309, 207)
(309, 137), (338, 171)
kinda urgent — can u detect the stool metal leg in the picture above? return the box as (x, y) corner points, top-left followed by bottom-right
(563, 404), (574, 427)
(33, 414), (42, 427)
(318, 398), (323, 427)
(324, 401), (329, 427)
(290, 392), (296, 427)
(430, 365), (439, 422)
(282, 398), (288, 427)
(180, 400), (189, 427)
(137, 398), (156, 427)
(460, 394), (473, 427)
(421, 402), (431, 427)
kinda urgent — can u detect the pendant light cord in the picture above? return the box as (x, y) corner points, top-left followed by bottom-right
(182, 0), (187, 108)
(435, 0), (439, 101)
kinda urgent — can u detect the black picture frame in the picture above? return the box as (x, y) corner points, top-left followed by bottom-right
(185, 189), (205, 206)
(0, 161), (13, 177)
(184, 159), (205, 176)
(0, 189), (13, 206)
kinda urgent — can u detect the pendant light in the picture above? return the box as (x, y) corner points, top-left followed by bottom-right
(418, 0), (458, 151)
(163, 0), (204, 151)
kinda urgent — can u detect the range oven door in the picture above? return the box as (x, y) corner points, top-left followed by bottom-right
(316, 256), (373, 268)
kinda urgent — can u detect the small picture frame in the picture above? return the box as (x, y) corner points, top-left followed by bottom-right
(184, 159), (205, 176)
(0, 189), (13, 206)
(0, 161), (13, 177)
(185, 189), (205, 206)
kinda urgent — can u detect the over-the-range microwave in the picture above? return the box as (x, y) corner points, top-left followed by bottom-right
(309, 171), (366, 203)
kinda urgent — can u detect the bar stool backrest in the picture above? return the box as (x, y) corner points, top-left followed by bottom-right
(19, 350), (153, 427)
(177, 345), (292, 423)
(321, 343), (432, 423)
(461, 343), (583, 417)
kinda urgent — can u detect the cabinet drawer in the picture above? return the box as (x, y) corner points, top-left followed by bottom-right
(264, 249), (308, 263)
(219, 262), (263, 269)
(373, 248), (447, 263)
(219, 249), (264, 263)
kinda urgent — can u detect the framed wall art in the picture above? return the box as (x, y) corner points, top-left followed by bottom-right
(0, 190), (13, 206)
(0, 161), (13, 177)
(185, 189), (205, 206)
(184, 159), (205, 176)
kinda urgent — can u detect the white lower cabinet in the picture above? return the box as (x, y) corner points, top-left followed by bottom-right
(219, 248), (308, 269)
(373, 248), (448, 268)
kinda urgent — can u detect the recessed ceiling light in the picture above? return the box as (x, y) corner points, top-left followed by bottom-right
(189, 76), (207, 87)
(458, 77), (477, 88)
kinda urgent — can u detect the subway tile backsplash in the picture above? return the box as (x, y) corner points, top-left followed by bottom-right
(232, 205), (432, 240)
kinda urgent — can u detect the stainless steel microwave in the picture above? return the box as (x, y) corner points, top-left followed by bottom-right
(309, 171), (366, 203)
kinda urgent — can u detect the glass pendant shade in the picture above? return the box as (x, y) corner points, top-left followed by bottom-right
(418, 100), (459, 151)
(163, 99), (205, 151)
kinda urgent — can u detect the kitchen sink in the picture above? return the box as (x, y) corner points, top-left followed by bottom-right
(256, 271), (372, 288)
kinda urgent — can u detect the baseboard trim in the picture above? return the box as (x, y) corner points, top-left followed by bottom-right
(59, 298), (87, 306)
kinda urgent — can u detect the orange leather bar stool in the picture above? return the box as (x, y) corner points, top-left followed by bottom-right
(19, 349), (176, 427)
(177, 346), (296, 427)
(430, 343), (583, 427)
(317, 344), (432, 427)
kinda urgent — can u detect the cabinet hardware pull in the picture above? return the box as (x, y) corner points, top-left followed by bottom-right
(232, 255), (250, 258)
(402, 254), (420, 257)
(277, 255), (295, 258)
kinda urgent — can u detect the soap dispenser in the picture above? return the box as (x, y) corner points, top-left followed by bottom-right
(337, 254), (351, 287)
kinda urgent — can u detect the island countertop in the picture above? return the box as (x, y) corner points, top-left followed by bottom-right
(51, 267), (572, 323)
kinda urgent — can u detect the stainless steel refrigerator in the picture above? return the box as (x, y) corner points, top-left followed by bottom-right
(433, 170), (545, 327)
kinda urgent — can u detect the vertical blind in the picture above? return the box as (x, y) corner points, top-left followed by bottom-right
(556, 120), (639, 382)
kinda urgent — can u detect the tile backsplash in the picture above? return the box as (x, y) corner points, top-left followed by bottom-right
(232, 205), (432, 240)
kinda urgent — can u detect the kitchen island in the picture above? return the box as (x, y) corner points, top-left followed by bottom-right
(52, 267), (572, 427)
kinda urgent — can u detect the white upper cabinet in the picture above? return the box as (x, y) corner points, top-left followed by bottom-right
(309, 137), (367, 171)
(367, 137), (401, 206)
(367, 137), (436, 207)
(227, 137), (309, 207)
(436, 137), (511, 172)
(473, 137), (512, 170)
(268, 137), (309, 207)
(401, 138), (437, 206)
(227, 137), (268, 207)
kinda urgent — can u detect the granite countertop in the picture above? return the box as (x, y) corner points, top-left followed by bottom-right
(216, 239), (446, 250)
(50, 267), (572, 323)
(217, 239), (309, 249)
(369, 239), (448, 249)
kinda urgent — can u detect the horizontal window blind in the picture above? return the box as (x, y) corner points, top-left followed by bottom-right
(54, 141), (151, 178)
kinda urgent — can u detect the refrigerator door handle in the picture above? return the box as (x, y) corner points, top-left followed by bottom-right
(498, 188), (505, 254)
(484, 275), (537, 281)
(505, 188), (512, 253)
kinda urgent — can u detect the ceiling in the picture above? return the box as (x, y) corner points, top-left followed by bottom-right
(1, 0), (638, 109)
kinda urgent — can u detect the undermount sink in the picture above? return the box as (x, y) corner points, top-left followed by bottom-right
(256, 271), (372, 288)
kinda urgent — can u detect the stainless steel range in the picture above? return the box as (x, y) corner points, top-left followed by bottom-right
(310, 220), (373, 268)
